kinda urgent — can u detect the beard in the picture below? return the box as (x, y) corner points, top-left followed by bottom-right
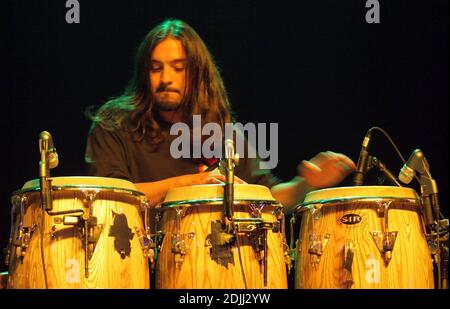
(155, 99), (181, 111)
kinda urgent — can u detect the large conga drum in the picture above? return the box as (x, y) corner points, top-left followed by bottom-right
(6, 177), (150, 289)
(295, 186), (434, 289)
(156, 184), (288, 289)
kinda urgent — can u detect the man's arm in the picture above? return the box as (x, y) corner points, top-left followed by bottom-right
(135, 172), (221, 208)
(271, 151), (356, 214)
(271, 176), (315, 214)
(136, 172), (246, 208)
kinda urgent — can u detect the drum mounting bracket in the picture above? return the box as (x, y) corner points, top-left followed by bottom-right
(207, 221), (234, 267)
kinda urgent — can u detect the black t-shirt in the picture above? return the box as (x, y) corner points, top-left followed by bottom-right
(85, 123), (282, 188)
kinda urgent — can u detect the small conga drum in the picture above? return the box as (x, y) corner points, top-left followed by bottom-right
(156, 184), (288, 289)
(295, 186), (434, 289)
(6, 177), (150, 289)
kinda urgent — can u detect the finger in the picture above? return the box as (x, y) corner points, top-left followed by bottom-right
(208, 173), (246, 184)
(310, 151), (339, 165)
(234, 176), (247, 184)
(324, 151), (345, 163)
(300, 160), (322, 174)
(336, 153), (356, 170)
(335, 161), (355, 176)
(207, 177), (225, 185)
(213, 175), (226, 182)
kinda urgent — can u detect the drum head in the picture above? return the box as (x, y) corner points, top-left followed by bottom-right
(162, 184), (277, 207)
(302, 186), (419, 206)
(16, 176), (143, 195)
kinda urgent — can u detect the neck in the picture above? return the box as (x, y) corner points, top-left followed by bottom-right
(159, 109), (184, 124)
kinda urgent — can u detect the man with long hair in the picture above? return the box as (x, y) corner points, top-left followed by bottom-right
(85, 19), (355, 212)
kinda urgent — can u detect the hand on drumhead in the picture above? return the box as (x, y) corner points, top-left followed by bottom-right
(298, 151), (356, 188)
(190, 172), (247, 185)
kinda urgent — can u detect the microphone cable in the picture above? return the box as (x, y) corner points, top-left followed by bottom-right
(366, 126), (420, 183)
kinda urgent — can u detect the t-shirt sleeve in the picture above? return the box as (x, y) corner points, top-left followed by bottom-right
(85, 124), (132, 181)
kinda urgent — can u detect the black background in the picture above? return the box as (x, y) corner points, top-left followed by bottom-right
(1, 0), (448, 291)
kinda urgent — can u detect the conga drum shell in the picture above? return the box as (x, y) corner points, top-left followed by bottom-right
(295, 186), (434, 289)
(7, 176), (150, 289)
(157, 184), (288, 289)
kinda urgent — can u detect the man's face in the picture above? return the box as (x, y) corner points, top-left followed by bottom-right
(150, 37), (187, 111)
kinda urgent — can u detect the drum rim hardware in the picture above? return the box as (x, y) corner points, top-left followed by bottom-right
(298, 196), (419, 209)
(13, 185), (145, 199)
(161, 198), (281, 209)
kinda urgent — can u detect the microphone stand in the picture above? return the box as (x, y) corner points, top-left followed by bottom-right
(419, 172), (443, 289)
(38, 132), (53, 289)
(220, 145), (252, 288)
(368, 156), (403, 187)
(39, 135), (53, 212)
(223, 155), (235, 223)
(416, 158), (448, 289)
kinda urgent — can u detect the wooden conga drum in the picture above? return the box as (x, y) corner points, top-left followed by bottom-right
(156, 184), (289, 289)
(6, 177), (150, 289)
(295, 186), (434, 289)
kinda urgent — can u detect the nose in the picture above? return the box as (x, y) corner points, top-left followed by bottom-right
(160, 67), (173, 85)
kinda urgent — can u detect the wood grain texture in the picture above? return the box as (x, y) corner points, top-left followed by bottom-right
(7, 190), (150, 289)
(295, 199), (434, 289)
(156, 203), (288, 289)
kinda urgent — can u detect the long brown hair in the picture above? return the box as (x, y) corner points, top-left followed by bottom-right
(87, 19), (233, 145)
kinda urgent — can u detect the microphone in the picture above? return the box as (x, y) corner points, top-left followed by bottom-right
(39, 131), (59, 169)
(353, 129), (373, 186)
(224, 139), (234, 161)
(223, 139), (235, 220)
(398, 149), (424, 184)
(399, 149), (439, 227)
(39, 131), (58, 211)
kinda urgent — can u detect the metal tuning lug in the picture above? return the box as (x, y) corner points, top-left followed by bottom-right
(308, 233), (331, 265)
(370, 230), (398, 264)
(171, 232), (195, 269)
(135, 227), (160, 267)
(13, 225), (37, 260)
(371, 200), (398, 264)
(343, 240), (355, 287)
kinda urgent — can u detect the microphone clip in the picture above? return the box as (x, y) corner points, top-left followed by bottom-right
(368, 156), (402, 187)
(38, 131), (58, 212)
(219, 139), (239, 226)
(353, 129), (373, 186)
